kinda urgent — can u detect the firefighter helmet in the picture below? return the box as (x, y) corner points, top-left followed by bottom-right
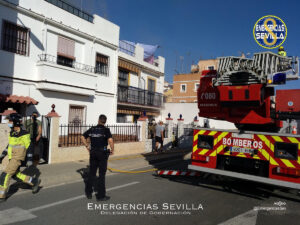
(7, 113), (22, 127)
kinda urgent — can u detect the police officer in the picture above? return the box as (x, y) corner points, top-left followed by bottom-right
(81, 114), (114, 201)
(0, 113), (40, 202)
(278, 46), (287, 57)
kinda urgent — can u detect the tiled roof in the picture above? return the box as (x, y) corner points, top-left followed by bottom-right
(0, 108), (17, 116)
(0, 94), (39, 105)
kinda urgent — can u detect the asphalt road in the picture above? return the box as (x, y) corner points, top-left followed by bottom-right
(1, 159), (300, 225)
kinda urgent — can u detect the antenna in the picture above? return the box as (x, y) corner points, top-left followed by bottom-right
(174, 51), (178, 73)
(186, 52), (191, 73)
(180, 56), (184, 73)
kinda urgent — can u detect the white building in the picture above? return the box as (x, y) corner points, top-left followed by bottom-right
(0, 0), (119, 124)
(117, 41), (165, 123)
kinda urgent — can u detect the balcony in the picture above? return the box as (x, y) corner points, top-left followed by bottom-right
(38, 54), (109, 76)
(36, 54), (98, 96)
(118, 41), (165, 73)
(118, 85), (163, 108)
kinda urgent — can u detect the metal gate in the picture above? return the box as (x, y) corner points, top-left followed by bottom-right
(22, 115), (51, 164)
(41, 116), (51, 163)
(173, 124), (178, 138)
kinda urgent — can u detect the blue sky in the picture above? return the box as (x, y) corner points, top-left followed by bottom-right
(69, 0), (300, 89)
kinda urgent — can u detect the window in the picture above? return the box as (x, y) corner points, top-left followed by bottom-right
(208, 66), (214, 70)
(69, 105), (86, 125)
(198, 135), (214, 149)
(245, 89), (249, 99)
(57, 36), (75, 67)
(117, 114), (126, 123)
(180, 84), (187, 92)
(1, 21), (29, 55)
(147, 78), (156, 106)
(57, 55), (73, 68)
(195, 83), (200, 92)
(148, 78), (156, 92)
(229, 90), (233, 100)
(274, 142), (298, 160)
(95, 53), (109, 76)
(118, 70), (129, 86)
(68, 105), (86, 135)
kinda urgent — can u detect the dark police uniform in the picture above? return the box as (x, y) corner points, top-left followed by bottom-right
(83, 125), (112, 198)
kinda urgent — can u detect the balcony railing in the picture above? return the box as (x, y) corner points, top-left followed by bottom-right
(119, 40), (135, 56)
(45, 0), (93, 23)
(38, 54), (108, 76)
(118, 85), (163, 107)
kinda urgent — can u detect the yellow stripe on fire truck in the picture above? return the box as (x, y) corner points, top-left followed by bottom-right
(272, 136), (284, 142)
(209, 132), (229, 157)
(193, 130), (206, 142)
(287, 137), (300, 146)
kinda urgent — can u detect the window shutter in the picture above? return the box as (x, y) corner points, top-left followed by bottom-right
(96, 54), (108, 64)
(57, 36), (75, 59)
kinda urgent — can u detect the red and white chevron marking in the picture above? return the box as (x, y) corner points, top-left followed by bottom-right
(157, 170), (201, 176)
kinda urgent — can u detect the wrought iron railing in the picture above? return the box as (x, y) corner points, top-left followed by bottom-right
(119, 40), (135, 56)
(59, 124), (140, 147)
(45, 0), (93, 23)
(118, 85), (163, 107)
(38, 54), (108, 76)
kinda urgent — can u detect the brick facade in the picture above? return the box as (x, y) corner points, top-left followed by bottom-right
(172, 59), (218, 103)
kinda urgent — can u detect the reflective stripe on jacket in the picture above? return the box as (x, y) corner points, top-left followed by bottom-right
(7, 129), (31, 160)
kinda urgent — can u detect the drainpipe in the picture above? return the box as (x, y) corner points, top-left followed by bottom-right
(140, 77), (145, 104)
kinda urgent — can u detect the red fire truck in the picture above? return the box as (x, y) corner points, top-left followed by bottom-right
(188, 52), (300, 189)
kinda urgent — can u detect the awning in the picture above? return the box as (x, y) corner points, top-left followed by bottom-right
(117, 108), (159, 116)
(117, 108), (141, 115)
(119, 59), (140, 74)
(0, 94), (39, 105)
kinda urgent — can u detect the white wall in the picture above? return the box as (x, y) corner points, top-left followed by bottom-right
(0, 0), (119, 124)
(0, 0), (119, 94)
(7, 0), (120, 46)
(0, 79), (116, 124)
(158, 103), (236, 129)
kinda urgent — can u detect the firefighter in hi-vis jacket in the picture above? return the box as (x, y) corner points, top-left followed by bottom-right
(0, 113), (40, 202)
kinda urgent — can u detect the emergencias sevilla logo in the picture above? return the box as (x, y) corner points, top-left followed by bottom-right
(253, 15), (287, 49)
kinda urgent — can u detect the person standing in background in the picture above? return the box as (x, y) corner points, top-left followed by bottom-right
(155, 121), (165, 153)
(25, 112), (44, 164)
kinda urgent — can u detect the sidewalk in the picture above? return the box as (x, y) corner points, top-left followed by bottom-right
(2, 149), (191, 192)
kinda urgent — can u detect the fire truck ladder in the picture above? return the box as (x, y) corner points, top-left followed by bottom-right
(214, 52), (299, 86)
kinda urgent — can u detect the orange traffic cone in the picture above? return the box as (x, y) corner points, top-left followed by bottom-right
(292, 126), (297, 135)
